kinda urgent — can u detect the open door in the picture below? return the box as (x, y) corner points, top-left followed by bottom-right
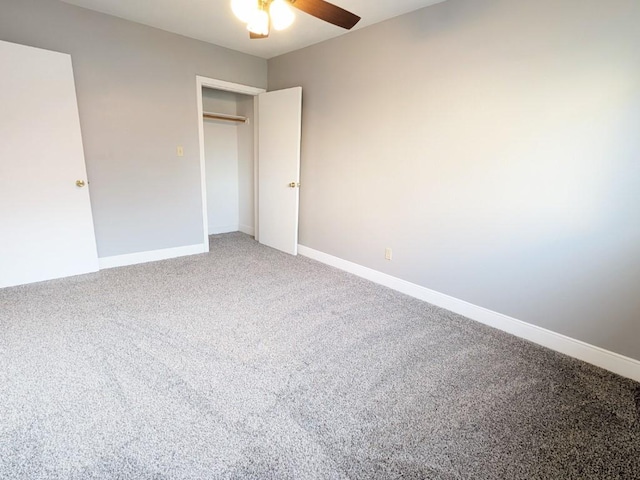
(258, 87), (302, 255)
(0, 40), (99, 288)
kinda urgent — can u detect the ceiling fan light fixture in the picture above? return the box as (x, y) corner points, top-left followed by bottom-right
(247, 7), (270, 36)
(236, 0), (360, 40)
(231, 0), (258, 24)
(270, 0), (295, 31)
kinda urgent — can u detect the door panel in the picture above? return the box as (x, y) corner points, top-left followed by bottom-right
(0, 40), (98, 288)
(258, 87), (302, 255)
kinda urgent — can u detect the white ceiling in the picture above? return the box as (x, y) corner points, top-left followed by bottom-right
(59, 0), (446, 59)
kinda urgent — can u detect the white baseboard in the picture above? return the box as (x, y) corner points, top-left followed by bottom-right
(239, 224), (255, 236)
(298, 245), (640, 383)
(209, 225), (240, 235)
(99, 244), (206, 270)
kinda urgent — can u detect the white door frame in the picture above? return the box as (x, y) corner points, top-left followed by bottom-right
(196, 76), (266, 252)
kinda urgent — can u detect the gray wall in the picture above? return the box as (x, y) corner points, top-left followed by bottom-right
(0, 0), (266, 257)
(268, 0), (640, 360)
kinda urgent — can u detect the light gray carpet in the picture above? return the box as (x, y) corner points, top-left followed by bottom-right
(1, 232), (638, 479)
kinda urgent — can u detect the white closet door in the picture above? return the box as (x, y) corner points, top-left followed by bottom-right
(0, 40), (98, 288)
(258, 87), (302, 255)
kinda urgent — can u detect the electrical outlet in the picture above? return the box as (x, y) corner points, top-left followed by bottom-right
(385, 248), (392, 261)
(177, 146), (184, 157)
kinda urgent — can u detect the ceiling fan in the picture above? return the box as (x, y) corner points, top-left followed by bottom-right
(231, 0), (361, 39)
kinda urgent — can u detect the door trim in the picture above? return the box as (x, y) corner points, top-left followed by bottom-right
(195, 76), (266, 252)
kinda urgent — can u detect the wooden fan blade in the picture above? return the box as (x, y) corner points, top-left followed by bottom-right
(250, 31), (269, 39)
(290, 0), (361, 30)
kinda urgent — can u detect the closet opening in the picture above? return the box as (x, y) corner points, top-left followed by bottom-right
(197, 76), (302, 256)
(196, 76), (265, 252)
(202, 88), (254, 237)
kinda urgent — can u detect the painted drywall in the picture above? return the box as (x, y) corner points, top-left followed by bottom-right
(204, 121), (239, 234)
(268, 0), (640, 360)
(236, 95), (256, 235)
(0, 0), (266, 257)
(202, 88), (240, 117)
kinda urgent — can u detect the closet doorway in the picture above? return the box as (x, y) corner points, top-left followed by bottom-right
(196, 77), (264, 251)
(202, 88), (255, 237)
(196, 76), (302, 256)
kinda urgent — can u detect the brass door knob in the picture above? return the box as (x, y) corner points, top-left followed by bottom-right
(289, 182), (300, 188)
(76, 180), (86, 188)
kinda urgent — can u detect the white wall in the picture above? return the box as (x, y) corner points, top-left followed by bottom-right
(268, 0), (640, 361)
(204, 122), (239, 234)
(236, 95), (256, 236)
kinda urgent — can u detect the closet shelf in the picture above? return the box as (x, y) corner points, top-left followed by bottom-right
(203, 112), (248, 124)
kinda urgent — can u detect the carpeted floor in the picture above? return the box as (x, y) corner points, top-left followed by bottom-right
(1, 232), (638, 479)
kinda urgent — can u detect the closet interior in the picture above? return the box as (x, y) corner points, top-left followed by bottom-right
(202, 87), (255, 237)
